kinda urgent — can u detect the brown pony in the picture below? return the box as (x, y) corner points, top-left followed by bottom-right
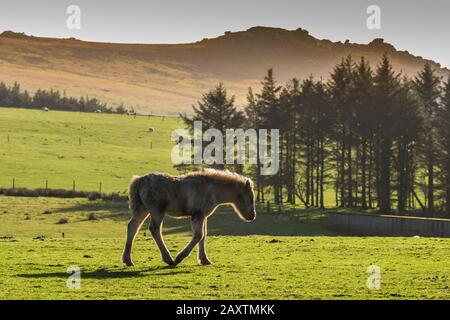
(122, 169), (256, 266)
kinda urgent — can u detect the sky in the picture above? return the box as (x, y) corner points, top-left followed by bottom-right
(0, 0), (449, 68)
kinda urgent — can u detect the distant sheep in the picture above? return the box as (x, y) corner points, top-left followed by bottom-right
(42, 107), (49, 112)
(148, 127), (156, 133)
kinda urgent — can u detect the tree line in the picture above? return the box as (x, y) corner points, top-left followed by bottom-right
(0, 81), (133, 114)
(181, 54), (450, 216)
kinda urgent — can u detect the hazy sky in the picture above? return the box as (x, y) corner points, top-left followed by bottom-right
(0, 0), (449, 67)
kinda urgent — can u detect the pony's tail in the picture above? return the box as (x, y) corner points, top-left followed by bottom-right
(128, 175), (143, 214)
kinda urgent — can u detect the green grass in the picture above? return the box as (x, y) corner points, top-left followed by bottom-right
(0, 107), (340, 206)
(1, 107), (449, 300)
(0, 108), (181, 193)
(1, 195), (450, 300)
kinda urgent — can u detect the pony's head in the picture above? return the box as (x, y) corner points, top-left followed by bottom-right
(189, 169), (256, 221)
(232, 179), (256, 222)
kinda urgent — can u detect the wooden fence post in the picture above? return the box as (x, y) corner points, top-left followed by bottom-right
(12, 178), (15, 189)
(72, 180), (76, 191)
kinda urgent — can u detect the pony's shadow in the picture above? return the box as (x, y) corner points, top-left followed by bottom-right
(52, 201), (336, 236)
(17, 265), (192, 279)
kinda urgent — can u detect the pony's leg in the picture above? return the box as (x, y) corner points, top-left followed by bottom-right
(122, 206), (149, 266)
(149, 213), (174, 266)
(174, 215), (205, 265)
(198, 218), (212, 265)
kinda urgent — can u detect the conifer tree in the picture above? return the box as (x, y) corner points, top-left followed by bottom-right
(413, 62), (441, 212)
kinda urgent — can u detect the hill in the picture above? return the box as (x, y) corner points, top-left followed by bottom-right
(0, 27), (448, 114)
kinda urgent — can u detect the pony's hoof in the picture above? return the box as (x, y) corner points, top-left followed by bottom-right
(122, 259), (134, 267)
(199, 259), (212, 266)
(163, 257), (175, 266)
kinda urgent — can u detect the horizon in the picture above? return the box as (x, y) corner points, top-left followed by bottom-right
(0, 0), (449, 68)
(2, 26), (449, 73)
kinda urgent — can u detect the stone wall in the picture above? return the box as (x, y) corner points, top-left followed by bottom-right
(323, 213), (450, 237)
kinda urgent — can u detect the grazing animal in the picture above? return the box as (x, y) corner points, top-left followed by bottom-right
(122, 169), (256, 266)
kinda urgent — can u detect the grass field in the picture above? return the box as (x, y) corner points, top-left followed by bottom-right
(0, 108), (181, 193)
(0, 107), (339, 206)
(2, 107), (450, 300)
(1, 195), (450, 300)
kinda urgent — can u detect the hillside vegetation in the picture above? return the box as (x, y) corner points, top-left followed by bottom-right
(0, 28), (448, 114)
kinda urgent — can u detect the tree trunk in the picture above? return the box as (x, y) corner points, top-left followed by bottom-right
(306, 143), (311, 207)
(361, 140), (368, 209)
(379, 137), (392, 214)
(340, 126), (346, 207)
(347, 133), (353, 207)
(397, 141), (407, 214)
(427, 145), (434, 212)
(446, 152), (450, 215)
(320, 138), (325, 209)
(368, 139), (374, 208)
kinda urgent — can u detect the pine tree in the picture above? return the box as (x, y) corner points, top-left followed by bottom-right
(373, 54), (401, 214)
(281, 78), (301, 204)
(255, 69), (282, 204)
(413, 62), (441, 212)
(328, 57), (353, 207)
(313, 80), (334, 208)
(351, 57), (374, 209)
(438, 77), (450, 215)
(180, 83), (244, 170)
(394, 78), (422, 213)
(245, 87), (263, 202)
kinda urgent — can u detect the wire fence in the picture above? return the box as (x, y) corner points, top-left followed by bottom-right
(0, 176), (131, 198)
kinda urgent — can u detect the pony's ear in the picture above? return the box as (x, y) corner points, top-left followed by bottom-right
(245, 179), (251, 190)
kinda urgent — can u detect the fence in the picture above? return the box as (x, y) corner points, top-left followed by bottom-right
(3, 177), (106, 193)
(0, 177), (127, 201)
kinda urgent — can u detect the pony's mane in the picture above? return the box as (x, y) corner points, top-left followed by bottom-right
(184, 169), (253, 188)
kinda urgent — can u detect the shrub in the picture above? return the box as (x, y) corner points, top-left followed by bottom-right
(0, 187), (127, 202)
(88, 192), (101, 201)
(57, 217), (68, 224)
(87, 213), (97, 221)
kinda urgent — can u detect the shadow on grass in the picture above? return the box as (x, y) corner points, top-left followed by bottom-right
(52, 201), (337, 236)
(52, 201), (130, 221)
(17, 265), (193, 279)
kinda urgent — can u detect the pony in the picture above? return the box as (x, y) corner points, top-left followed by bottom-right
(122, 169), (256, 266)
